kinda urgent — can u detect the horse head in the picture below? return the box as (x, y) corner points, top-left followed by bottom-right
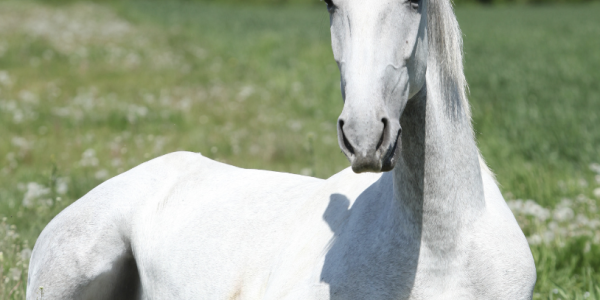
(327, 0), (428, 173)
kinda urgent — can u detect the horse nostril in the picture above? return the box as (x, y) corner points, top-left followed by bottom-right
(376, 118), (388, 151)
(338, 120), (355, 155)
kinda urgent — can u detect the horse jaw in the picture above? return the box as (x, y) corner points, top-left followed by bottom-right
(328, 0), (428, 173)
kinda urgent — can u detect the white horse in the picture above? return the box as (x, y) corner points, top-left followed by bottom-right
(26, 0), (536, 298)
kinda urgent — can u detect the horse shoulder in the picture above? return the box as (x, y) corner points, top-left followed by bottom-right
(465, 168), (536, 299)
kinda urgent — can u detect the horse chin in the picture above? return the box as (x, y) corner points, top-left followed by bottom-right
(350, 157), (382, 173)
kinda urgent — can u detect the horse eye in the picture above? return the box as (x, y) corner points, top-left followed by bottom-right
(409, 0), (419, 9)
(323, 0), (335, 11)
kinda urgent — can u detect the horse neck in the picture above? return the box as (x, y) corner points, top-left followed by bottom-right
(392, 79), (485, 247)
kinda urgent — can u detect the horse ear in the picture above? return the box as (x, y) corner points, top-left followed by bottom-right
(426, 0), (471, 119)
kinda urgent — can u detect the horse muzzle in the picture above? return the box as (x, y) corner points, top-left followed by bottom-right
(337, 114), (402, 173)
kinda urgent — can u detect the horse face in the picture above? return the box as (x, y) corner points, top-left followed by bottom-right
(327, 0), (428, 173)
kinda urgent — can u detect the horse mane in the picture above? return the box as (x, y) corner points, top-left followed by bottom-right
(426, 0), (499, 180)
(426, 0), (470, 118)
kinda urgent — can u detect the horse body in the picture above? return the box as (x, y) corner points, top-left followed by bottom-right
(27, 0), (537, 298)
(26, 152), (364, 299)
(27, 145), (534, 299)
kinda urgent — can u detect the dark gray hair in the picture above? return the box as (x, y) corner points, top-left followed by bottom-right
(427, 0), (470, 118)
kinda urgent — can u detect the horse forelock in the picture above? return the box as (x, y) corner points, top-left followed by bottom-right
(426, 0), (470, 119)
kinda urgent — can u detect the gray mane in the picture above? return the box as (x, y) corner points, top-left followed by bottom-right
(427, 0), (470, 118)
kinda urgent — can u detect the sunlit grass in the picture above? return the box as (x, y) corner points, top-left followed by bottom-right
(0, 1), (599, 298)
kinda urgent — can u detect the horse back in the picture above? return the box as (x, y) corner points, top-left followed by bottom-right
(27, 151), (329, 299)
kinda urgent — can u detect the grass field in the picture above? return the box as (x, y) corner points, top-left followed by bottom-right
(0, 0), (599, 298)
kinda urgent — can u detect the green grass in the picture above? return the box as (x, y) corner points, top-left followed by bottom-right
(460, 5), (600, 207)
(0, 1), (599, 298)
(459, 8), (600, 296)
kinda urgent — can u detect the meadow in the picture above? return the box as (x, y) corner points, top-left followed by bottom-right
(0, 0), (599, 299)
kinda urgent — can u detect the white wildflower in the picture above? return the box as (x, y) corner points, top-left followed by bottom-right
(507, 199), (523, 211)
(593, 188), (600, 199)
(142, 93), (155, 104)
(8, 3), (133, 56)
(19, 90), (38, 104)
(94, 169), (109, 180)
(322, 135), (335, 145)
(73, 87), (96, 111)
(553, 206), (574, 222)
(127, 104), (148, 123)
(191, 46), (207, 60)
(300, 168), (313, 176)
(527, 234), (542, 245)
(575, 214), (591, 228)
(153, 136), (167, 154)
(508, 199), (550, 221)
(111, 158), (122, 167)
(0, 70), (12, 86)
(584, 242), (591, 253)
(543, 230), (555, 243)
(124, 52), (140, 68)
(12, 109), (24, 123)
(79, 148), (99, 167)
(292, 81), (303, 93)
(52, 107), (72, 117)
(576, 194), (589, 203)
(559, 198), (573, 207)
(177, 97), (191, 111)
(12, 136), (32, 153)
(22, 182), (50, 208)
(237, 85), (254, 102)
(590, 163), (600, 174)
(249, 144), (260, 155)
(55, 177), (69, 195)
(20, 248), (32, 261)
(287, 120), (303, 132)
(9, 268), (21, 281)
(6, 152), (17, 169)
